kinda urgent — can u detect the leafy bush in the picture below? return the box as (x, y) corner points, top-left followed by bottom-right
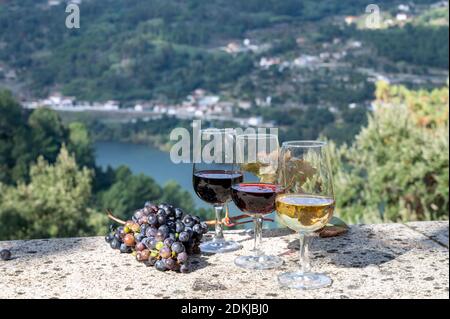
(332, 81), (449, 223)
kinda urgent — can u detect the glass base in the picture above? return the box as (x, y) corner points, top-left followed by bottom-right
(200, 239), (242, 254)
(278, 271), (332, 290)
(234, 255), (284, 270)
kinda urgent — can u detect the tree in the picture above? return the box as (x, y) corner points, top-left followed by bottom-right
(28, 108), (68, 163)
(67, 122), (95, 168)
(331, 81), (449, 223)
(0, 146), (105, 240)
(0, 90), (32, 184)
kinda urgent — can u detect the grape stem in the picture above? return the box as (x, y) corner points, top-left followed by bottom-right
(205, 214), (274, 227)
(106, 209), (126, 225)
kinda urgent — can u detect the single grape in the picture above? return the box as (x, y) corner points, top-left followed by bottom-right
(138, 215), (148, 225)
(148, 214), (158, 226)
(175, 221), (185, 233)
(155, 230), (168, 242)
(164, 206), (175, 217)
(164, 258), (177, 270)
(105, 233), (114, 243)
(110, 238), (121, 249)
(174, 208), (184, 220)
(182, 215), (195, 227)
(157, 214), (166, 225)
(147, 238), (158, 250)
(192, 216), (201, 224)
(179, 231), (191, 242)
(159, 246), (172, 259)
(134, 210), (144, 220)
(200, 222), (209, 234)
(135, 233), (145, 243)
(130, 223), (141, 233)
(145, 226), (157, 238)
(136, 249), (150, 261)
(184, 227), (193, 239)
(123, 234), (135, 246)
(164, 238), (174, 247)
(177, 252), (188, 264)
(140, 224), (148, 234)
(155, 260), (167, 271)
(158, 225), (169, 234)
(171, 242), (185, 254)
(120, 243), (132, 254)
(135, 242), (145, 252)
(0, 249), (12, 261)
(180, 264), (189, 273)
(117, 226), (125, 238)
(192, 224), (203, 235)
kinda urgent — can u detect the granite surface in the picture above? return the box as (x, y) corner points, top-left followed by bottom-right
(0, 221), (448, 299)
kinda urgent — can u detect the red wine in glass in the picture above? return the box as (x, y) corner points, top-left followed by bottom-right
(193, 170), (244, 205)
(231, 183), (284, 216)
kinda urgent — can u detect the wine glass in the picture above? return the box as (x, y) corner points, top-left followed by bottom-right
(231, 133), (284, 269)
(193, 128), (242, 253)
(276, 141), (335, 289)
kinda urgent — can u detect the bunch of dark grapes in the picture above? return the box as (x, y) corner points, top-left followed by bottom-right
(105, 202), (208, 273)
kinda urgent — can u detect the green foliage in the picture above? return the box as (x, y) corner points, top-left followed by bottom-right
(358, 24), (449, 69)
(332, 81), (449, 223)
(0, 91), (95, 184)
(0, 90), (33, 184)
(28, 108), (68, 163)
(98, 166), (163, 220)
(0, 146), (106, 239)
(160, 181), (196, 214)
(67, 122), (95, 168)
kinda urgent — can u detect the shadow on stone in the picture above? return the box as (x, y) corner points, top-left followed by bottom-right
(189, 254), (210, 272)
(415, 223), (449, 248)
(192, 278), (227, 292)
(285, 226), (407, 268)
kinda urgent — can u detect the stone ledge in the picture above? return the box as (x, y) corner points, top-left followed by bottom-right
(0, 221), (448, 299)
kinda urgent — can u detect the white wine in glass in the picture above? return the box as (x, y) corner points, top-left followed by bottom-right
(276, 141), (335, 290)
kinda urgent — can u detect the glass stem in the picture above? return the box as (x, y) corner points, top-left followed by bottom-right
(213, 205), (224, 241)
(253, 216), (263, 256)
(298, 233), (311, 273)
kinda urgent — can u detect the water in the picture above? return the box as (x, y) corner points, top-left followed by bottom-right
(94, 141), (278, 228)
(95, 141), (207, 208)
